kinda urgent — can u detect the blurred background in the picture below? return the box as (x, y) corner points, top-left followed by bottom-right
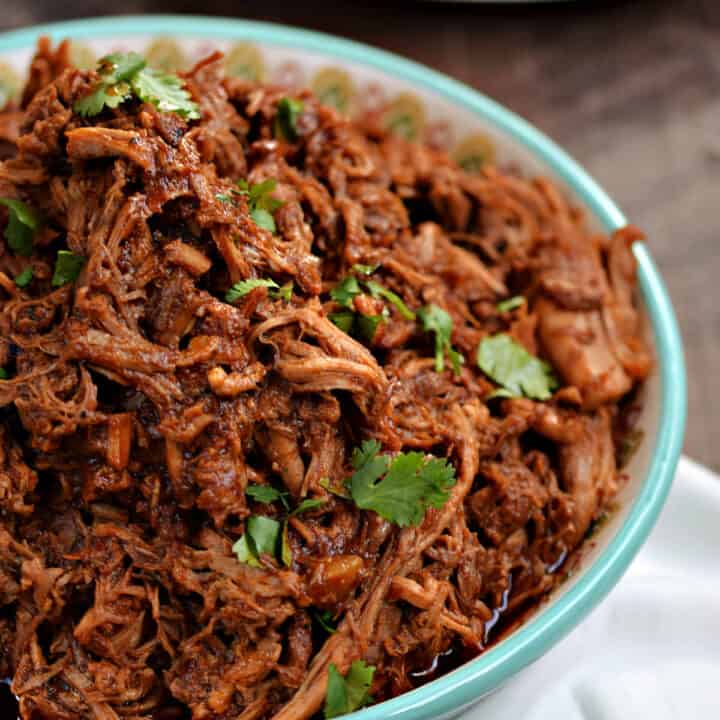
(0, 0), (716, 469)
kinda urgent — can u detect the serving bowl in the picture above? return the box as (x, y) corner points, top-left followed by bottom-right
(0, 15), (686, 720)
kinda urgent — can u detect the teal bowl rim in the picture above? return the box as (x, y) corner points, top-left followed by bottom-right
(0, 15), (687, 720)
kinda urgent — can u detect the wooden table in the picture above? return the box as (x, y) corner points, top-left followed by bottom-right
(1, 0), (716, 469)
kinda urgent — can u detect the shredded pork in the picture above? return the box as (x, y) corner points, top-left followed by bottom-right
(0, 39), (651, 720)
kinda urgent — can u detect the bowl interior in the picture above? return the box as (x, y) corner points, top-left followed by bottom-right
(0, 16), (686, 720)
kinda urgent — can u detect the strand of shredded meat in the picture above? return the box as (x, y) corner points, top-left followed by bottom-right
(0, 39), (651, 720)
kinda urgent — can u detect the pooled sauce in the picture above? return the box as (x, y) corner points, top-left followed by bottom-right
(483, 585), (511, 645)
(409, 645), (480, 686)
(0, 678), (18, 719)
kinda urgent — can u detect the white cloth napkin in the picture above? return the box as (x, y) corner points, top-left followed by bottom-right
(463, 456), (720, 718)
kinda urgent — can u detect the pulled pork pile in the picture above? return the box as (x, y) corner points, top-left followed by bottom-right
(0, 39), (651, 720)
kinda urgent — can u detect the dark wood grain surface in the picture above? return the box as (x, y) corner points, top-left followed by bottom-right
(1, 0), (716, 468)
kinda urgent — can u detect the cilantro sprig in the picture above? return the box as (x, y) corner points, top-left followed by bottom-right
(235, 178), (284, 233)
(74, 52), (199, 119)
(477, 333), (559, 400)
(328, 269), (414, 343)
(324, 661), (376, 719)
(0, 198), (42, 257)
(275, 97), (304, 142)
(417, 304), (464, 376)
(346, 440), (455, 528)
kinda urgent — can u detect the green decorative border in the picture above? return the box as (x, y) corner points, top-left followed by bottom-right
(0, 16), (686, 720)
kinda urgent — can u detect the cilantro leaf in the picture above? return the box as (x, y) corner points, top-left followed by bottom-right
(330, 276), (362, 308)
(225, 278), (279, 303)
(0, 198), (42, 256)
(0, 368), (7, 379)
(281, 521), (293, 567)
(347, 440), (455, 527)
(324, 661), (375, 719)
(315, 610), (337, 634)
(131, 67), (200, 119)
(275, 97), (304, 142)
(275, 281), (294, 302)
(232, 535), (258, 567)
(14, 266), (33, 288)
(329, 311), (355, 334)
(417, 304), (464, 375)
(477, 333), (559, 400)
(246, 484), (289, 507)
(52, 251), (84, 287)
(73, 52), (199, 119)
(100, 51), (147, 82)
(290, 498), (326, 516)
(250, 207), (276, 233)
(74, 82), (131, 117)
(350, 263), (379, 276)
(496, 295), (525, 313)
(365, 280), (415, 320)
(355, 313), (385, 343)
(216, 193), (234, 203)
(232, 515), (281, 567)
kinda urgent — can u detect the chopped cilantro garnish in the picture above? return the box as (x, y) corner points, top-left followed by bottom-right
(290, 498), (326, 516)
(100, 51), (147, 82)
(250, 208), (276, 232)
(275, 281), (294, 302)
(329, 273), (413, 342)
(324, 661), (375, 719)
(74, 52), (199, 119)
(330, 276), (362, 308)
(216, 193), (234, 203)
(132, 67), (200, 118)
(351, 263), (379, 276)
(14, 266), (33, 288)
(0, 198), (42, 257)
(477, 333), (559, 401)
(365, 280), (415, 320)
(417, 304), (464, 375)
(328, 311), (355, 334)
(274, 97), (304, 142)
(281, 521), (293, 567)
(225, 278), (279, 303)
(496, 295), (525, 313)
(355, 313), (385, 343)
(246, 484), (289, 508)
(346, 440), (456, 528)
(0, 368), (7, 379)
(315, 610), (337, 634)
(51, 250), (84, 287)
(236, 178), (284, 233)
(232, 515), (281, 568)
